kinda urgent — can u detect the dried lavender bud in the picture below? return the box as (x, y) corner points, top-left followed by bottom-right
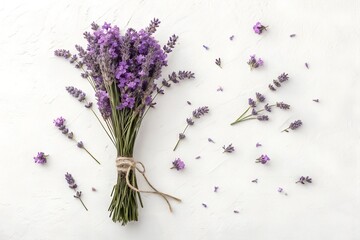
(33, 152), (48, 164)
(251, 108), (258, 115)
(214, 186), (219, 192)
(223, 144), (235, 153)
(217, 86), (223, 92)
(215, 58), (222, 68)
(313, 99), (319, 103)
(208, 138), (215, 143)
(69, 54), (78, 64)
(62, 128), (69, 134)
(296, 176), (312, 184)
(203, 45), (209, 50)
(256, 92), (265, 102)
(77, 141), (84, 148)
(290, 34), (296, 37)
(163, 34), (179, 53)
(251, 178), (258, 183)
(192, 106), (209, 118)
(248, 98), (256, 108)
(67, 132), (74, 139)
(276, 102), (290, 110)
(253, 22), (268, 34)
(179, 133), (185, 139)
(234, 210), (239, 214)
(195, 156), (201, 159)
(268, 84), (276, 91)
(187, 101), (192, 105)
(59, 125), (66, 131)
(264, 104), (272, 112)
(257, 115), (269, 121)
(84, 102), (93, 108)
(186, 118), (194, 125)
(162, 79), (171, 87)
(171, 158), (185, 171)
(202, 203), (208, 208)
(54, 117), (65, 128)
(273, 80), (281, 87)
(305, 63), (309, 69)
(289, 120), (302, 130)
(278, 187), (283, 193)
(146, 18), (161, 34)
(256, 143), (262, 147)
(74, 191), (82, 198)
(256, 154), (270, 164)
(92, 187), (97, 192)
(229, 35), (235, 41)
(278, 73), (289, 83)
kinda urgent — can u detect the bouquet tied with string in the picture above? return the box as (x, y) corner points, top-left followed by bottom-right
(55, 19), (194, 225)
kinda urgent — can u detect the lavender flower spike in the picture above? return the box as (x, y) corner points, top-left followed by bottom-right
(282, 120), (302, 132)
(146, 18), (161, 34)
(223, 144), (235, 153)
(192, 106), (209, 118)
(34, 152), (48, 164)
(65, 172), (88, 211)
(65, 86), (88, 103)
(171, 158), (185, 171)
(276, 102), (290, 110)
(163, 34), (178, 53)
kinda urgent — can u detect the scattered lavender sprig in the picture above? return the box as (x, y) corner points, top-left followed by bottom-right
(296, 176), (312, 184)
(223, 144), (235, 153)
(215, 58), (222, 68)
(268, 73), (289, 91)
(253, 22), (268, 34)
(33, 152), (48, 164)
(247, 55), (263, 70)
(65, 173), (88, 211)
(203, 45), (209, 50)
(171, 158), (185, 171)
(54, 117), (100, 164)
(255, 154), (270, 164)
(163, 34), (179, 53)
(173, 106), (209, 151)
(282, 120), (302, 132)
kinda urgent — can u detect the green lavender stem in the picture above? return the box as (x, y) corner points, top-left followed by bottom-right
(173, 124), (189, 151)
(78, 197), (88, 211)
(83, 146), (101, 165)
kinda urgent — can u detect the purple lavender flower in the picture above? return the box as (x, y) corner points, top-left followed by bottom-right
(305, 63), (309, 69)
(253, 22), (268, 34)
(53, 117), (65, 127)
(265, 104), (272, 112)
(248, 98), (256, 108)
(268, 84), (276, 91)
(187, 101), (192, 105)
(251, 108), (258, 115)
(65, 86), (87, 102)
(215, 58), (222, 68)
(223, 144), (235, 153)
(65, 172), (88, 210)
(192, 106), (209, 118)
(214, 186), (219, 192)
(163, 34), (179, 53)
(273, 80), (281, 87)
(256, 154), (270, 164)
(77, 141), (84, 148)
(276, 102), (290, 110)
(85, 102), (93, 108)
(95, 90), (111, 119)
(296, 176), (312, 184)
(54, 49), (71, 59)
(179, 133), (185, 139)
(202, 203), (208, 208)
(278, 187), (283, 193)
(278, 73), (289, 83)
(256, 92), (265, 102)
(146, 18), (161, 34)
(283, 120), (302, 132)
(257, 115), (269, 121)
(256, 143), (262, 147)
(229, 35), (235, 41)
(186, 118), (194, 125)
(208, 138), (215, 143)
(247, 55), (263, 69)
(171, 158), (185, 171)
(33, 152), (48, 164)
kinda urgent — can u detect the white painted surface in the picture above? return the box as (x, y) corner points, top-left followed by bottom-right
(0, 0), (359, 239)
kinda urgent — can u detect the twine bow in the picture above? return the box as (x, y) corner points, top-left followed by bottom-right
(116, 157), (181, 212)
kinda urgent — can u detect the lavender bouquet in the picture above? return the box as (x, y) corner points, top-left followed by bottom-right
(55, 20), (193, 225)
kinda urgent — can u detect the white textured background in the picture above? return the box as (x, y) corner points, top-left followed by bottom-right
(0, 0), (359, 239)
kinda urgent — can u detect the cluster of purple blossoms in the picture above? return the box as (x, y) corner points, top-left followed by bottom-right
(256, 154), (270, 164)
(95, 90), (111, 119)
(171, 158), (185, 171)
(282, 120), (302, 132)
(253, 22), (268, 34)
(269, 73), (289, 91)
(33, 152), (48, 164)
(173, 106), (209, 151)
(247, 55), (263, 70)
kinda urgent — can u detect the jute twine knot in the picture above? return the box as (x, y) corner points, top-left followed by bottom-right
(116, 157), (181, 212)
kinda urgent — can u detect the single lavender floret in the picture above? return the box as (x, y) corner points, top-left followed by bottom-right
(77, 141), (84, 148)
(252, 108), (258, 115)
(34, 152), (48, 164)
(171, 158), (185, 171)
(208, 138), (215, 143)
(203, 45), (209, 50)
(179, 133), (185, 139)
(54, 117), (65, 127)
(253, 22), (268, 34)
(252, 179), (258, 183)
(229, 35), (235, 41)
(215, 58), (222, 68)
(256, 143), (262, 147)
(276, 102), (290, 110)
(214, 186), (219, 192)
(268, 84), (276, 91)
(202, 203), (208, 208)
(186, 118), (194, 125)
(247, 55), (263, 69)
(256, 154), (270, 164)
(265, 104), (272, 112)
(223, 144), (235, 153)
(248, 98), (256, 108)
(273, 80), (281, 87)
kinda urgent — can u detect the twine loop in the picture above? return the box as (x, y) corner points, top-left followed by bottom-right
(116, 157), (181, 212)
